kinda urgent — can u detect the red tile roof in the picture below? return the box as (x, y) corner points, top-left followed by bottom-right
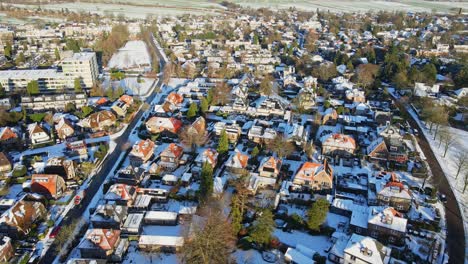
(0, 127), (18, 141)
(31, 174), (65, 198)
(86, 229), (121, 250)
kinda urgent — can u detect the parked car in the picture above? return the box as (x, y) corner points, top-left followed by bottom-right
(49, 226), (61, 239)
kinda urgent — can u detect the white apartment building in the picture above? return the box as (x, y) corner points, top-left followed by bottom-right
(0, 52), (99, 92)
(61, 52), (99, 88)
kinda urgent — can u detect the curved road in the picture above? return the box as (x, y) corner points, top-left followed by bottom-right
(395, 100), (465, 264)
(39, 35), (167, 264)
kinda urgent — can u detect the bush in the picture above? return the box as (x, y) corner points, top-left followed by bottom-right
(12, 166), (27, 177)
(47, 220), (55, 228)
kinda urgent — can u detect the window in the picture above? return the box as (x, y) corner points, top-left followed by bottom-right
(350, 255), (356, 261)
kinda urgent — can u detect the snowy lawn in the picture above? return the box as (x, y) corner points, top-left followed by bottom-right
(123, 242), (178, 264)
(108, 41), (151, 70)
(233, 249), (277, 264)
(273, 229), (332, 255)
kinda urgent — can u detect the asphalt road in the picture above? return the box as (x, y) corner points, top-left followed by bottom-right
(39, 37), (166, 264)
(395, 101), (465, 264)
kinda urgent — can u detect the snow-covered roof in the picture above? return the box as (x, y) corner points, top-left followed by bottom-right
(344, 234), (391, 264)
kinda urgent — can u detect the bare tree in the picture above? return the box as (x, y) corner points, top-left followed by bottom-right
(162, 63), (174, 85)
(179, 125), (206, 152)
(180, 200), (236, 264)
(267, 134), (296, 159)
(259, 74), (274, 97)
(464, 172), (468, 193)
(356, 64), (380, 89)
(212, 82), (231, 106)
(439, 128), (455, 157)
(454, 151), (468, 179)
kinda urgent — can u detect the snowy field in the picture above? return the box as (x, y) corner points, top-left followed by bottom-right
(108, 41), (151, 71)
(7, 0), (467, 19)
(232, 0), (467, 13)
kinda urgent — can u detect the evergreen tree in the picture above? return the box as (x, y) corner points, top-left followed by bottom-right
(207, 88), (214, 105)
(187, 102), (198, 119)
(0, 83), (5, 98)
(307, 198), (329, 231)
(3, 43), (12, 58)
(15, 52), (25, 65)
(217, 129), (229, 155)
(251, 146), (259, 157)
(54, 48), (61, 60)
(199, 162), (213, 200)
(231, 194), (243, 235)
(74, 78), (82, 93)
(422, 63), (437, 85)
(253, 34), (259, 45)
(248, 209), (275, 246)
(200, 97), (209, 113)
(26, 81), (39, 95)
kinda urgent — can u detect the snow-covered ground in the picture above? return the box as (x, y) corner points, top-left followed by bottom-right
(102, 77), (156, 98)
(233, 249), (275, 264)
(108, 40), (151, 71)
(123, 242), (178, 264)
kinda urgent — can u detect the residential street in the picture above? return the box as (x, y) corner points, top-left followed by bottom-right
(38, 36), (167, 264)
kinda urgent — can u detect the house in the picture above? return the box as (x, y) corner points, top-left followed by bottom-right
(414, 82), (440, 97)
(55, 117), (75, 140)
(31, 174), (66, 199)
(292, 160), (333, 191)
(322, 133), (356, 157)
(258, 156), (281, 179)
(378, 125), (409, 163)
(159, 143), (184, 171)
(78, 229), (123, 260)
(345, 89), (366, 103)
(0, 236), (13, 262)
(187, 116), (206, 136)
(90, 204), (128, 229)
(104, 184), (137, 206)
(144, 211), (178, 225)
(367, 207), (407, 245)
(195, 148), (218, 168)
(366, 138), (389, 162)
(146, 117), (182, 135)
(0, 127), (19, 146)
(225, 152), (249, 174)
(163, 92), (184, 112)
(111, 95), (133, 117)
(377, 174), (412, 212)
(342, 234), (391, 264)
(44, 157), (76, 180)
(213, 122), (242, 143)
(122, 213), (144, 234)
(81, 110), (116, 132)
(248, 125), (276, 144)
(0, 196), (46, 238)
(285, 244), (316, 264)
(0, 153), (11, 175)
(138, 235), (184, 252)
(322, 108), (338, 125)
(28, 123), (51, 145)
(113, 165), (145, 185)
(129, 139), (155, 166)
